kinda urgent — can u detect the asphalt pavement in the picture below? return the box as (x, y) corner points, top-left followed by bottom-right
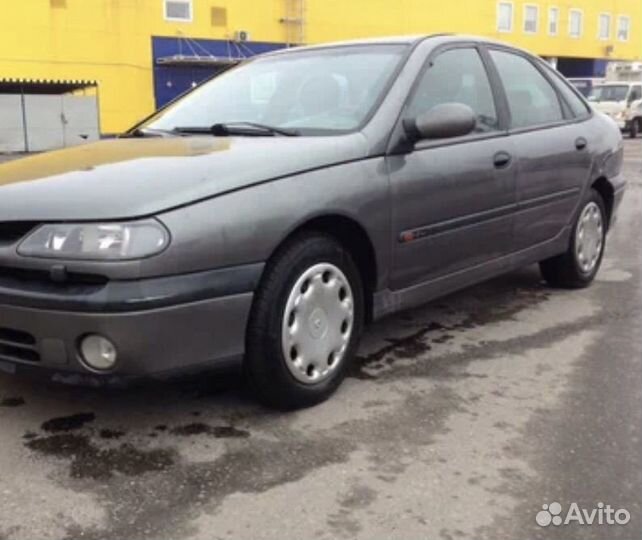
(0, 140), (641, 540)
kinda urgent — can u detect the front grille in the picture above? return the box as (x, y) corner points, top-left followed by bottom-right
(0, 222), (39, 245)
(0, 327), (40, 363)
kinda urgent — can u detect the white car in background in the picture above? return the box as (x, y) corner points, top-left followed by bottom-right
(631, 102), (642, 139)
(587, 82), (642, 138)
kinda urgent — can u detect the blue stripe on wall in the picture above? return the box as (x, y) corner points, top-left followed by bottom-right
(557, 58), (609, 78)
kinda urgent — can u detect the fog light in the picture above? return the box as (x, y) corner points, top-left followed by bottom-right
(79, 334), (117, 371)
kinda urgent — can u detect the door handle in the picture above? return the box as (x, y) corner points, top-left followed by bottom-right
(575, 137), (588, 151)
(493, 151), (512, 169)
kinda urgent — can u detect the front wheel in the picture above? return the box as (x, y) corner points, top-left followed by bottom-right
(630, 119), (639, 139)
(245, 233), (364, 409)
(540, 188), (607, 288)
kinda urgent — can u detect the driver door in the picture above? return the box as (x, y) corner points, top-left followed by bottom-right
(387, 45), (518, 290)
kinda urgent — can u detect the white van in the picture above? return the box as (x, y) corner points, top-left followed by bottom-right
(588, 82), (642, 138)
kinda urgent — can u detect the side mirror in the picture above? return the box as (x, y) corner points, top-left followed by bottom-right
(404, 103), (477, 141)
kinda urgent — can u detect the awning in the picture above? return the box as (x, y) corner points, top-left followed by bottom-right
(156, 54), (241, 67)
(155, 36), (258, 68)
(0, 77), (98, 95)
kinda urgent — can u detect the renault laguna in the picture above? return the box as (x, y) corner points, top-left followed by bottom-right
(0, 35), (625, 409)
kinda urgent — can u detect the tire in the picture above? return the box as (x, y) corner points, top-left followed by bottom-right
(630, 119), (639, 139)
(245, 233), (364, 410)
(540, 188), (607, 289)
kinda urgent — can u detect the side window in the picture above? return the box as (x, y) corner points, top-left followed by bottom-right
(407, 48), (499, 133)
(490, 50), (564, 129)
(630, 85), (642, 102)
(547, 69), (591, 119)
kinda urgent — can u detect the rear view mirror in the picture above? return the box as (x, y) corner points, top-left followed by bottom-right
(404, 103), (477, 141)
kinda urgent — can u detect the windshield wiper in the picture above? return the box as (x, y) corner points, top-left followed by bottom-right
(173, 122), (300, 137)
(121, 127), (176, 138)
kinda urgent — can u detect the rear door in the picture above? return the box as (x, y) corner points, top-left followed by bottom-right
(486, 48), (592, 251)
(387, 45), (517, 290)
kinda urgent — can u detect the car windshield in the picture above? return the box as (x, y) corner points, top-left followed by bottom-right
(587, 85), (629, 103)
(142, 45), (407, 135)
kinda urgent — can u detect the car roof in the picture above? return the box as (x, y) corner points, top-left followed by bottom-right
(258, 35), (428, 59)
(260, 34), (541, 61)
(270, 35), (429, 51)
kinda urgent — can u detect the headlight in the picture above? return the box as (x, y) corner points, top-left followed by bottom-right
(18, 219), (169, 260)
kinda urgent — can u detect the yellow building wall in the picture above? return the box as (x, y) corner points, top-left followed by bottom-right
(1, 0), (640, 134)
(307, 0), (642, 61)
(0, 0), (287, 133)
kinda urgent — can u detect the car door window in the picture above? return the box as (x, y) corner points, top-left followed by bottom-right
(630, 86), (642, 102)
(490, 50), (564, 129)
(407, 48), (499, 133)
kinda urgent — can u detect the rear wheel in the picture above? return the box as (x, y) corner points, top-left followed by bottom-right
(540, 188), (607, 288)
(245, 233), (364, 409)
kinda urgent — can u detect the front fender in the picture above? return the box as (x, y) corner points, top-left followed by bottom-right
(152, 158), (392, 286)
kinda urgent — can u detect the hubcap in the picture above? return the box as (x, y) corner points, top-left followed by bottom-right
(281, 263), (354, 384)
(575, 201), (604, 274)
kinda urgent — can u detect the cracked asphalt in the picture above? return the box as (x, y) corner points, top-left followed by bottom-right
(0, 140), (640, 540)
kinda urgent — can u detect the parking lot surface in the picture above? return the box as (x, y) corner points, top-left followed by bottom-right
(0, 140), (641, 540)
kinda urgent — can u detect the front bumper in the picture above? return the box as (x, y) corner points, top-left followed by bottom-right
(0, 264), (263, 383)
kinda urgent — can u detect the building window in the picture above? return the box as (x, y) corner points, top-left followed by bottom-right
(569, 9), (583, 38)
(548, 7), (559, 35)
(598, 13), (611, 40)
(497, 2), (513, 32)
(164, 0), (192, 22)
(617, 16), (630, 41)
(211, 7), (227, 27)
(524, 5), (538, 33)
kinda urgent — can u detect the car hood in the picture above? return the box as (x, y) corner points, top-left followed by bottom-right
(0, 135), (368, 221)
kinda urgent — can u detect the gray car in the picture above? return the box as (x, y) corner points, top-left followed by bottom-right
(0, 35), (626, 408)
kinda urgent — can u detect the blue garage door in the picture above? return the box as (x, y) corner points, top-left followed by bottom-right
(152, 37), (285, 109)
(557, 58), (609, 78)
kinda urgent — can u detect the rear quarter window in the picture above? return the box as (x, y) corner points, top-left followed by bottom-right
(547, 69), (592, 119)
